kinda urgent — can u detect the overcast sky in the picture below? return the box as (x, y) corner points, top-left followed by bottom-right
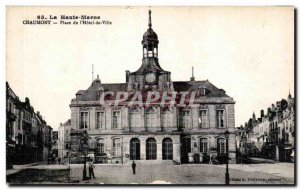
(7, 6), (294, 130)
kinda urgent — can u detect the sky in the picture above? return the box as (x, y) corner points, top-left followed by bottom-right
(6, 6), (294, 130)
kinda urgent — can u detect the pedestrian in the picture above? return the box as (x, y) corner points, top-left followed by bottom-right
(88, 158), (96, 179)
(58, 157), (61, 165)
(132, 161), (136, 175)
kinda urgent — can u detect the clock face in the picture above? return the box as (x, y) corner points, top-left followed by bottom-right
(145, 73), (156, 83)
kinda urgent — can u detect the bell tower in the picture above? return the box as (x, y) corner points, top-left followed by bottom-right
(127, 9), (173, 92)
(142, 10), (159, 59)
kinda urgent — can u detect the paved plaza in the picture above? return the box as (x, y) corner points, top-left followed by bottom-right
(69, 163), (294, 185)
(6, 162), (294, 185)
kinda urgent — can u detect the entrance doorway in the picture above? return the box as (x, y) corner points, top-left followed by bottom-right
(181, 135), (191, 163)
(130, 138), (140, 160)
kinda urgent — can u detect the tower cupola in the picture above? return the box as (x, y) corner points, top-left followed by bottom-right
(142, 10), (159, 58)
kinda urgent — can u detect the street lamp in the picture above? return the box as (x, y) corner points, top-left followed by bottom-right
(79, 130), (89, 180)
(224, 130), (230, 185)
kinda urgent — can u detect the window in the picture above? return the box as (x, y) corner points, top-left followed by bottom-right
(97, 139), (105, 155)
(146, 107), (156, 128)
(130, 109), (140, 128)
(198, 88), (206, 96)
(217, 138), (226, 154)
(199, 110), (208, 128)
(112, 138), (121, 156)
(162, 108), (172, 128)
(200, 138), (208, 153)
(80, 112), (89, 129)
(162, 138), (173, 160)
(130, 138), (140, 160)
(112, 111), (121, 129)
(96, 112), (105, 129)
(182, 110), (190, 128)
(148, 50), (153, 57)
(18, 116), (21, 130)
(146, 138), (157, 160)
(216, 110), (225, 128)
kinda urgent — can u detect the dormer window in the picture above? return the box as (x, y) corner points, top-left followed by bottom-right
(98, 87), (104, 100)
(98, 87), (104, 93)
(132, 82), (139, 90)
(198, 87), (206, 96)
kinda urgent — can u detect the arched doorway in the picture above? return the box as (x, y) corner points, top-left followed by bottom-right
(162, 138), (173, 160)
(146, 138), (157, 160)
(130, 138), (140, 160)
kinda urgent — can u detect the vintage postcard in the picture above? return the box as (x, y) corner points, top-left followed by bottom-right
(6, 6), (295, 185)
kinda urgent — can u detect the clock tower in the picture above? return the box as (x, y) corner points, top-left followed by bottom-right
(127, 10), (173, 92)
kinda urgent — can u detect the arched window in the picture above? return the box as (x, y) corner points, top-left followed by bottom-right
(130, 138), (140, 160)
(146, 107), (157, 128)
(96, 138), (105, 155)
(130, 107), (141, 128)
(162, 138), (173, 160)
(146, 138), (157, 160)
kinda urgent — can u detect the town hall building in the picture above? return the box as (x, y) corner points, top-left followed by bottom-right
(69, 10), (236, 164)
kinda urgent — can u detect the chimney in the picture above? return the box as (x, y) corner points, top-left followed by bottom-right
(260, 109), (264, 118)
(126, 70), (130, 83)
(271, 104), (275, 111)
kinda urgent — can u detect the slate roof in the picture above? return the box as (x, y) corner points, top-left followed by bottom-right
(173, 80), (229, 98)
(74, 79), (230, 101)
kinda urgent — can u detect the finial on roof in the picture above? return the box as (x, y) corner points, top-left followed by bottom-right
(97, 74), (99, 79)
(190, 66), (195, 81)
(148, 9), (152, 28)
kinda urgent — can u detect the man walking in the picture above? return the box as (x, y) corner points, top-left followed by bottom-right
(88, 158), (96, 179)
(132, 161), (136, 175)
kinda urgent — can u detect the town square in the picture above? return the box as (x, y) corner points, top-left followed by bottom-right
(6, 7), (295, 185)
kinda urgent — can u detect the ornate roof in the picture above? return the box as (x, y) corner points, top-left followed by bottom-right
(74, 80), (232, 101)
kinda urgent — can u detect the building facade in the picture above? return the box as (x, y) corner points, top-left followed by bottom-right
(52, 131), (58, 158)
(69, 10), (236, 164)
(237, 93), (295, 162)
(6, 82), (53, 167)
(58, 119), (71, 159)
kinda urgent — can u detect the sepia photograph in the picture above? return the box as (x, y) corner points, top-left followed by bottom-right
(5, 6), (295, 185)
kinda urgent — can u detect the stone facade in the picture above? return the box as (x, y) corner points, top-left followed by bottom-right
(58, 119), (71, 158)
(69, 10), (236, 164)
(6, 82), (53, 166)
(237, 93), (295, 162)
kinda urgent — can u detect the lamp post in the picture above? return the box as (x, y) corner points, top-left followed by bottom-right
(79, 130), (89, 180)
(224, 130), (230, 185)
